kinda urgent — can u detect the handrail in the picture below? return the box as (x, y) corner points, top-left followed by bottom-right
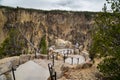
(48, 63), (57, 80)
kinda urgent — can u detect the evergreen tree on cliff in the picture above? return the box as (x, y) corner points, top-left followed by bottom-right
(40, 35), (47, 54)
(90, 0), (120, 79)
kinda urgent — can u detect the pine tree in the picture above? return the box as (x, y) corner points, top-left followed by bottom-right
(90, 0), (120, 79)
(40, 35), (47, 54)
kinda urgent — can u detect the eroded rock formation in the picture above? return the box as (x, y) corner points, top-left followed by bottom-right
(0, 6), (96, 54)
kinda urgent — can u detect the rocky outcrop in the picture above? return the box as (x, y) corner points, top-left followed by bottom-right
(0, 55), (32, 80)
(0, 54), (47, 78)
(55, 38), (73, 48)
(0, 6), (96, 54)
(0, 57), (19, 80)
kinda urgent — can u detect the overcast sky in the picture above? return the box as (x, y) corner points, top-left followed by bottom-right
(0, 0), (108, 11)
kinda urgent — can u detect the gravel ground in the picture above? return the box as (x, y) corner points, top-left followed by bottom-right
(58, 58), (103, 80)
(59, 66), (101, 80)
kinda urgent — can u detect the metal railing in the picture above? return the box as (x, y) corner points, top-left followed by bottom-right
(48, 63), (57, 80)
(63, 54), (81, 65)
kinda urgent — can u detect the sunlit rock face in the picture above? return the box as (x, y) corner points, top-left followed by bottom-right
(55, 38), (73, 48)
(0, 7), (96, 53)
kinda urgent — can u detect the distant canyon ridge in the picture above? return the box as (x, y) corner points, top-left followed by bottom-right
(0, 6), (96, 54)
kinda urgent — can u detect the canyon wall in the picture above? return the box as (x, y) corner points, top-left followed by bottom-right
(0, 6), (96, 54)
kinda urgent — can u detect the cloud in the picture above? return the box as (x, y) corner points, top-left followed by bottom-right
(0, 0), (107, 11)
(56, 0), (106, 11)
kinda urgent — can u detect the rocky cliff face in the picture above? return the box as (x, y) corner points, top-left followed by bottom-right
(0, 6), (96, 54)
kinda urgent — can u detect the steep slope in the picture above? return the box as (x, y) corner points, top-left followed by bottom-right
(0, 6), (96, 54)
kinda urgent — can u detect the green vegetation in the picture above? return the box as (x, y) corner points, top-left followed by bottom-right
(0, 28), (27, 58)
(90, 0), (120, 79)
(39, 35), (47, 54)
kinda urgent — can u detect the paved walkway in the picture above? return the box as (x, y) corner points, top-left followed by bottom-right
(15, 61), (49, 80)
(14, 55), (86, 80)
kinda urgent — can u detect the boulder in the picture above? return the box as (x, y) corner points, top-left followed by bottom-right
(10, 57), (19, 68)
(60, 64), (73, 73)
(79, 45), (84, 51)
(81, 50), (90, 61)
(82, 62), (93, 69)
(19, 55), (31, 64)
(76, 64), (84, 69)
(65, 41), (72, 48)
(55, 39), (72, 48)
(0, 62), (12, 74)
(0, 56), (19, 78)
(56, 70), (63, 79)
(0, 75), (7, 80)
(4, 73), (12, 80)
(74, 49), (80, 54)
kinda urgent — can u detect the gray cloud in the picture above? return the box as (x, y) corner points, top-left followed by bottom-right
(0, 0), (107, 11)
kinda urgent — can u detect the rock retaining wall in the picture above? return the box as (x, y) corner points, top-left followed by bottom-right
(0, 54), (47, 80)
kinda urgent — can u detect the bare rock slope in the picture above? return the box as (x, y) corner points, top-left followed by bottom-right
(0, 6), (96, 53)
